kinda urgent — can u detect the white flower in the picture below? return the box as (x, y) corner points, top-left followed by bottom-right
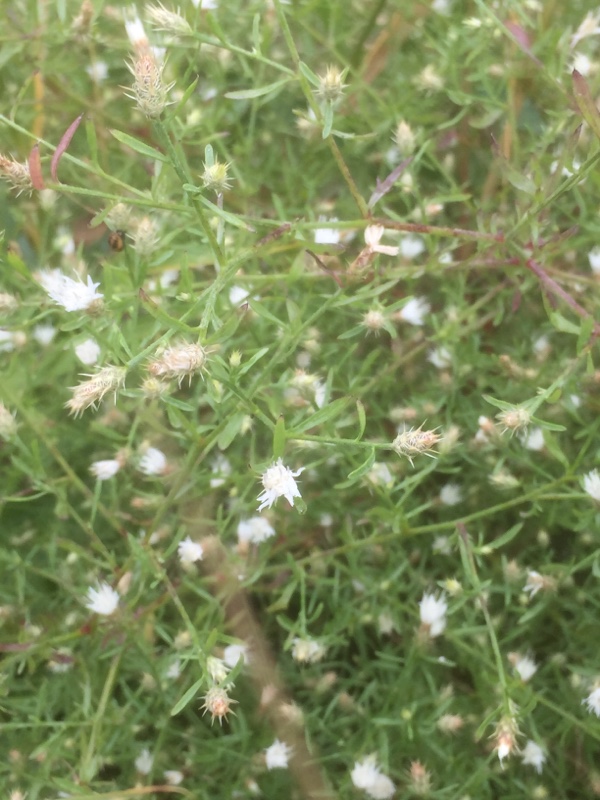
(86, 60), (109, 82)
(237, 516), (276, 545)
(207, 656), (229, 684)
(432, 535), (452, 555)
(398, 297), (430, 326)
(583, 470), (600, 502)
(210, 454), (231, 488)
(399, 234), (425, 259)
(291, 637), (326, 663)
(584, 686), (600, 716)
(135, 747), (153, 775)
(38, 269), (103, 312)
(33, 324), (57, 346)
(364, 225), (399, 256)
(571, 10), (600, 49)
(589, 246), (600, 274)
(257, 458), (303, 511)
(139, 447), (167, 476)
(428, 346), (452, 369)
(164, 770), (184, 785)
(439, 483), (462, 506)
(229, 285), (250, 305)
(75, 338), (101, 365)
(351, 756), (395, 799)
(223, 643), (249, 668)
(85, 582), (119, 615)
(124, 7), (149, 48)
(522, 427), (544, 451)
(0, 330), (18, 352)
(177, 536), (204, 564)
(572, 52), (593, 76)
(520, 740), (546, 773)
(366, 462), (394, 488)
(165, 659), (181, 679)
(419, 591), (447, 637)
(90, 459), (121, 481)
(314, 216), (340, 245)
(265, 739), (292, 770)
(513, 654), (537, 682)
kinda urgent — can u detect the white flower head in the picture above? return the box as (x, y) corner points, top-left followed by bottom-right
(522, 426), (545, 451)
(314, 216), (340, 245)
(135, 747), (153, 775)
(428, 346), (452, 369)
(520, 740), (546, 773)
(584, 686), (600, 717)
(419, 591), (447, 637)
(223, 643), (249, 668)
(439, 483), (462, 506)
(351, 755), (395, 799)
(571, 10), (600, 49)
(398, 296), (430, 326)
(90, 458), (122, 481)
(86, 60), (109, 82)
(583, 470), (600, 502)
(85, 582), (120, 615)
(291, 637), (326, 663)
(513, 653), (537, 682)
(75, 338), (101, 366)
(164, 770), (184, 785)
(589, 246), (600, 274)
(38, 269), (103, 312)
(399, 234), (425, 259)
(33, 324), (57, 346)
(257, 458), (303, 511)
(139, 446), (168, 476)
(364, 225), (399, 256)
(237, 516), (276, 545)
(265, 739), (292, 770)
(177, 536), (204, 564)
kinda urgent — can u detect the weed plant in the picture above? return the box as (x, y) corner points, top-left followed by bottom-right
(1, 0), (600, 798)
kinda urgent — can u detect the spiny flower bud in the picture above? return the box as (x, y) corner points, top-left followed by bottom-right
(66, 365), (127, 417)
(493, 713), (521, 766)
(106, 202), (134, 232)
(0, 155), (32, 196)
(140, 376), (170, 398)
(394, 120), (416, 156)
(201, 686), (236, 725)
(148, 342), (207, 385)
(392, 425), (442, 466)
(316, 65), (348, 103)
(127, 50), (172, 118)
(407, 760), (432, 796)
(0, 403), (18, 440)
(132, 216), (159, 256)
(496, 405), (531, 434)
(201, 158), (232, 194)
(146, 3), (191, 35)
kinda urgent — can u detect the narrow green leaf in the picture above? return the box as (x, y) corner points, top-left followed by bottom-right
(322, 102), (334, 139)
(110, 130), (169, 162)
(289, 396), (351, 435)
(225, 78), (290, 100)
(218, 414), (244, 450)
(171, 677), (204, 716)
(237, 346), (269, 376)
(483, 522), (523, 551)
(572, 70), (600, 143)
(85, 119), (98, 166)
(356, 399), (366, 441)
(335, 448), (376, 488)
(577, 315), (595, 354)
(273, 416), (286, 459)
(299, 61), (320, 87)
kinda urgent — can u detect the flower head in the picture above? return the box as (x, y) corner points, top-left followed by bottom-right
(202, 686), (235, 725)
(38, 269), (103, 312)
(583, 470), (600, 502)
(316, 65), (347, 102)
(584, 686), (600, 717)
(135, 748), (153, 775)
(148, 342), (207, 385)
(90, 458), (122, 481)
(350, 755), (395, 799)
(127, 50), (171, 118)
(237, 516), (276, 545)
(177, 536), (204, 564)
(520, 740), (546, 773)
(492, 712), (520, 767)
(146, 3), (191, 34)
(419, 591), (447, 638)
(201, 158), (232, 194)
(85, 582), (120, 615)
(265, 739), (292, 770)
(66, 365), (127, 416)
(257, 458), (303, 511)
(396, 296), (430, 326)
(510, 652), (537, 682)
(75, 338), (101, 366)
(0, 154), (32, 195)
(291, 637), (326, 663)
(138, 446), (168, 476)
(392, 425), (442, 466)
(364, 225), (399, 256)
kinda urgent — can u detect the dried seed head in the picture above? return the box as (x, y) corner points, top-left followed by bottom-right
(66, 365), (127, 417)
(148, 342), (207, 385)
(496, 405), (532, 434)
(127, 50), (171, 118)
(201, 686), (236, 725)
(316, 65), (348, 102)
(392, 425), (442, 466)
(201, 159), (232, 194)
(0, 155), (32, 195)
(146, 3), (191, 35)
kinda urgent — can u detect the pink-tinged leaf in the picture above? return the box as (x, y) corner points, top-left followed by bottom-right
(504, 21), (543, 67)
(572, 70), (600, 142)
(28, 144), (45, 190)
(368, 156), (414, 209)
(51, 113), (84, 182)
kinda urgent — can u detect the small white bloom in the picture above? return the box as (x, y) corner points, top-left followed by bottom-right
(265, 739), (292, 770)
(33, 324), (57, 346)
(291, 637), (326, 663)
(522, 427), (545, 451)
(314, 216), (340, 245)
(351, 756), (395, 799)
(165, 658), (181, 679)
(398, 296), (430, 326)
(124, 7), (149, 48)
(210, 454), (231, 488)
(428, 346), (452, 369)
(38, 269), (103, 312)
(419, 591), (447, 637)
(520, 740), (546, 773)
(237, 516), (276, 545)
(571, 10), (600, 49)
(432, 535), (452, 555)
(177, 536), (204, 564)
(223, 643), (249, 668)
(364, 225), (399, 256)
(229, 285), (250, 305)
(164, 770), (184, 785)
(85, 582), (119, 615)
(589, 246), (600, 274)
(399, 234), (425, 259)
(75, 337), (101, 365)
(135, 747), (153, 775)
(86, 60), (109, 82)
(207, 655), (229, 683)
(439, 483), (462, 506)
(0, 330), (18, 352)
(90, 459), (121, 481)
(139, 446), (168, 476)
(257, 458), (303, 511)
(513, 654), (537, 682)
(584, 686), (600, 716)
(583, 469), (600, 502)
(367, 462), (394, 488)
(572, 52), (593, 76)
(523, 570), (544, 598)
